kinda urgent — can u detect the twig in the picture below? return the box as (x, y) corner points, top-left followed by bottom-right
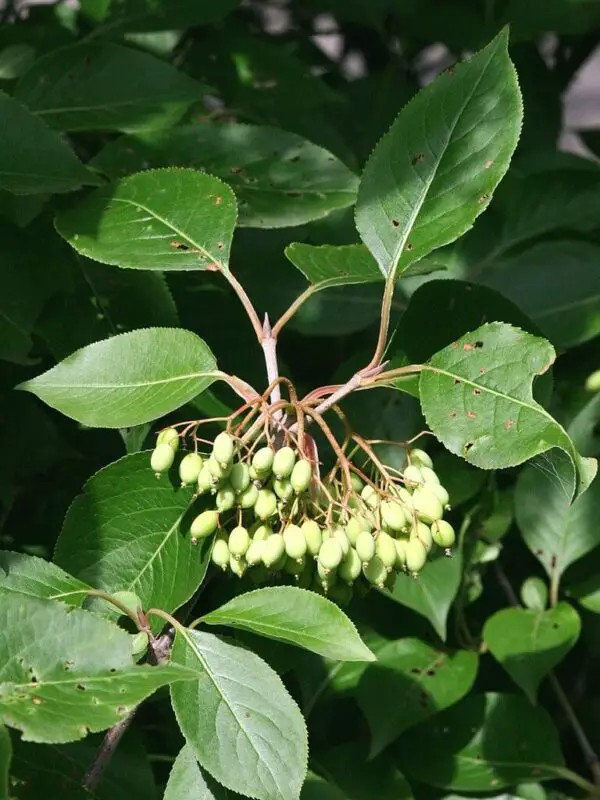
(220, 269), (264, 342)
(271, 284), (319, 338)
(260, 314), (282, 416)
(365, 276), (397, 371)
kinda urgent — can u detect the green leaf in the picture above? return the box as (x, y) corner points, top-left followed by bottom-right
(0, 551), (90, 607)
(171, 628), (308, 800)
(395, 693), (565, 790)
(18, 327), (219, 428)
(301, 773), (346, 800)
(482, 604), (581, 702)
(54, 452), (210, 621)
(567, 571), (600, 614)
(357, 639), (478, 757)
(568, 393), (600, 459)
(0, 91), (99, 195)
(385, 551), (463, 640)
(0, 725), (10, 800)
(165, 744), (229, 800)
(15, 43), (205, 132)
(355, 28), (522, 281)
(55, 169), (237, 272)
(520, 577), (548, 612)
(419, 322), (597, 502)
(389, 279), (552, 402)
(515, 463), (600, 588)
(284, 243), (382, 291)
(90, 124), (359, 228)
(481, 240), (600, 348)
(89, 0), (240, 32)
(0, 43), (36, 79)
(201, 587), (376, 662)
(0, 592), (194, 743)
(315, 743), (413, 800)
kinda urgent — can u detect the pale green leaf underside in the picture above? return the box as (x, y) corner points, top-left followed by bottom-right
(0, 551), (91, 607)
(202, 586), (376, 662)
(171, 629), (308, 800)
(355, 27), (522, 280)
(90, 123), (359, 228)
(15, 42), (205, 133)
(419, 322), (596, 502)
(55, 452), (209, 621)
(55, 168), (237, 272)
(165, 744), (230, 800)
(483, 603), (580, 702)
(284, 243), (382, 290)
(0, 593), (194, 743)
(18, 327), (220, 428)
(0, 91), (99, 195)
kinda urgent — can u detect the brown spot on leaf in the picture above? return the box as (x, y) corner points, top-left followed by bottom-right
(484, 160), (494, 169)
(392, 219), (400, 227)
(467, 411), (477, 419)
(449, 411), (458, 418)
(444, 66), (456, 76)
(454, 378), (461, 385)
(170, 241), (190, 251)
(473, 388), (481, 396)
(215, 196), (223, 205)
(411, 153), (425, 165)
(504, 419), (514, 431)
(406, 243), (414, 251)
(32, 696), (43, 705)
(479, 194), (490, 203)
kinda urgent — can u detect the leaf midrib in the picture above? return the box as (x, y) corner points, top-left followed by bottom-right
(34, 369), (220, 390)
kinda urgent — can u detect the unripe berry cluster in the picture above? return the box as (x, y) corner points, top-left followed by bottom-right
(151, 428), (455, 606)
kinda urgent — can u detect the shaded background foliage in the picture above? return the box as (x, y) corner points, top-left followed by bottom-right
(3, 0), (600, 798)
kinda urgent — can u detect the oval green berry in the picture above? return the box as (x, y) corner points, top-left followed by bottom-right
(229, 462), (250, 494)
(190, 510), (219, 541)
(412, 487), (444, 523)
(254, 488), (278, 520)
(230, 555), (247, 578)
(361, 484), (380, 509)
(412, 521), (433, 553)
(252, 447), (274, 476)
(283, 524), (307, 560)
(196, 465), (212, 495)
(207, 455), (230, 482)
(362, 555), (387, 589)
(216, 484), (236, 512)
(229, 526), (250, 558)
(395, 538), (408, 569)
(179, 452), (203, 486)
(430, 483), (450, 507)
(290, 459), (312, 494)
(431, 519), (456, 548)
(273, 446), (296, 479)
(151, 443), (175, 474)
(376, 532), (397, 569)
(410, 448), (433, 469)
(380, 500), (407, 532)
(403, 464), (424, 486)
(252, 523), (273, 542)
(332, 526), (350, 558)
(245, 539), (265, 566)
(238, 483), (259, 509)
(273, 477), (294, 501)
(339, 547), (361, 584)
(213, 431), (235, 467)
(355, 531), (376, 564)
(405, 538), (427, 574)
(262, 533), (285, 568)
(211, 538), (230, 570)
(301, 520), (322, 556)
(157, 427), (179, 451)
(317, 559), (337, 586)
(420, 466), (440, 485)
(350, 473), (364, 493)
(318, 538), (344, 572)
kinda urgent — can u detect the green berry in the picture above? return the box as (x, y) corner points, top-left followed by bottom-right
(405, 538), (427, 574)
(332, 526), (350, 558)
(412, 487), (444, 523)
(302, 520), (322, 556)
(254, 488), (278, 520)
(262, 533), (285, 568)
(420, 466), (440, 485)
(339, 547), (361, 584)
(376, 532), (397, 570)
(350, 473), (364, 493)
(273, 446), (296, 479)
(252, 523), (273, 542)
(346, 517), (362, 546)
(245, 539), (266, 566)
(412, 521), (433, 553)
(317, 559), (337, 587)
(252, 447), (275, 476)
(395, 538), (408, 569)
(398, 487), (414, 506)
(190, 510), (219, 541)
(410, 448), (433, 469)
(208, 455), (230, 482)
(318, 538), (344, 572)
(157, 427), (179, 451)
(381, 501), (407, 532)
(213, 431), (235, 468)
(238, 483), (259, 509)
(270, 551), (288, 572)
(230, 555), (247, 578)
(404, 464), (424, 486)
(283, 524), (307, 560)
(230, 462), (250, 494)
(273, 477), (294, 501)
(229, 526), (250, 558)
(290, 459), (312, 494)
(112, 590), (142, 617)
(151, 443), (175, 474)
(431, 519), (456, 549)
(211, 538), (230, 570)
(179, 452), (203, 486)
(430, 483), (450, 507)
(361, 484), (380, 509)
(197, 465), (212, 495)
(363, 555), (388, 589)
(355, 531), (376, 564)
(216, 484), (236, 512)
(131, 631), (149, 658)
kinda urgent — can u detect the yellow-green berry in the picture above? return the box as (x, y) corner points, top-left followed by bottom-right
(273, 477), (294, 501)
(213, 431), (235, 468)
(229, 526), (250, 558)
(302, 520), (322, 556)
(252, 447), (274, 476)
(339, 547), (361, 584)
(157, 427), (179, 451)
(230, 462), (250, 494)
(405, 538), (427, 574)
(283, 524), (307, 560)
(410, 448), (433, 469)
(376, 532), (397, 570)
(356, 531), (376, 564)
(318, 538), (344, 572)
(290, 459), (312, 494)
(381, 500), (407, 532)
(254, 488), (278, 520)
(216, 484), (236, 512)
(273, 446), (296, 479)
(431, 519), (456, 549)
(363, 555), (387, 589)
(262, 533), (285, 568)
(238, 483), (259, 509)
(151, 443), (175, 475)
(179, 453), (203, 486)
(211, 538), (230, 570)
(190, 510), (219, 541)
